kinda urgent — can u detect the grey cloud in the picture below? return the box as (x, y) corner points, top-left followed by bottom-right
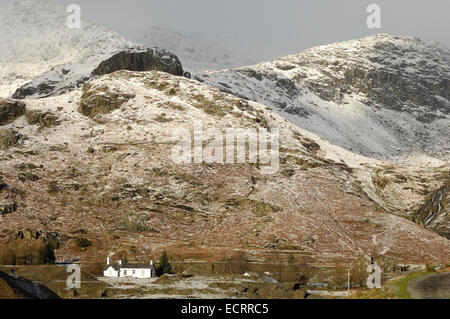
(2, 0), (449, 62)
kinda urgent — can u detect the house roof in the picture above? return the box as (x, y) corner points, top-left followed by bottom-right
(121, 263), (155, 269)
(104, 264), (120, 271)
(104, 263), (155, 271)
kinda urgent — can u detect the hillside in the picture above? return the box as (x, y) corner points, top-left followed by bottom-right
(197, 34), (450, 164)
(0, 70), (449, 267)
(0, 0), (448, 278)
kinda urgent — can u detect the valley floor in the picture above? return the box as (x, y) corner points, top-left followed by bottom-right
(343, 268), (450, 299)
(2, 264), (448, 299)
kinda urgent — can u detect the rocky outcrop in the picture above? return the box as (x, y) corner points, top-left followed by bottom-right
(12, 47), (183, 100)
(92, 47), (184, 77)
(0, 99), (26, 125)
(0, 201), (16, 215)
(11, 67), (92, 100)
(12, 81), (58, 100)
(11, 230), (66, 248)
(0, 272), (27, 299)
(288, 36), (450, 116)
(0, 271), (61, 299)
(416, 177), (450, 239)
(78, 82), (136, 118)
(25, 110), (59, 128)
(0, 129), (21, 150)
(14, 230), (41, 241)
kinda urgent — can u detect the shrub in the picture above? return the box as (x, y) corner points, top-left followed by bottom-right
(156, 251), (173, 276)
(38, 243), (55, 265)
(75, 237), (92, 250)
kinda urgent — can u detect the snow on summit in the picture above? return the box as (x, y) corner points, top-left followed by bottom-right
(0, 0), (132, 97)
(198, 34), (450, 165)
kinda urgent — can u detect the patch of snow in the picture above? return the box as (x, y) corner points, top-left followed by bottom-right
(197, 34), (450, 164)
(0, 0), (133, 98)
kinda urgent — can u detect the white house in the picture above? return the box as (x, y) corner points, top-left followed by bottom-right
(104, 257), (157, 279)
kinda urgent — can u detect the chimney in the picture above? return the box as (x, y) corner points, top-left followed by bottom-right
(150, 260), (153, 266)
(118, 260), (122, 265)
(107, 257), (110, 265)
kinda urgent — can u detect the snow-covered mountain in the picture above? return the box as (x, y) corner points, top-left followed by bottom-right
(0, 0), (133, 98)
(0, 0), (254, 99)
(124, 26), (260, 73)
(197, 34), (450, 164)
(0, 1), (449, 270)
(1, 69), (449, 264)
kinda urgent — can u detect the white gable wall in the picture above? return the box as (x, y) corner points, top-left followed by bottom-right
(104, 266), (119, 277)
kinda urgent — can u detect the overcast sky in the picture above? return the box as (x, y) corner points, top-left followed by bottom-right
(3, 0), (449, 61)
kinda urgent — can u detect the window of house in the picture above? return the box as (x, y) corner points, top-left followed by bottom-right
(124, 270), (127, 276)
(132, 270), (136, 275)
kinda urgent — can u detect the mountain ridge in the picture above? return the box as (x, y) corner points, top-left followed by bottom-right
(0, 0), (133, 98)
(197, 34), (450, 164)
(0, 70), (449, 266)
(0, 1), (448, 268)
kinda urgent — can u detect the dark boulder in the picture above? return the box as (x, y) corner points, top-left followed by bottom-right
(12, 81), (57, 100)
(0, 271), (61, 299)
(0, 99), (26, 125)
(92, 48), (184, 77)
(12, 47), (184, 100)
(0, 129), (22, 150)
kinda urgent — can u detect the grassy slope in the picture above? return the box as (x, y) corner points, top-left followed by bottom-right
(348, 271), (446, 299)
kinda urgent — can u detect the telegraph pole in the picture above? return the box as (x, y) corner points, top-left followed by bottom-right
(347, 268), (350, 292)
